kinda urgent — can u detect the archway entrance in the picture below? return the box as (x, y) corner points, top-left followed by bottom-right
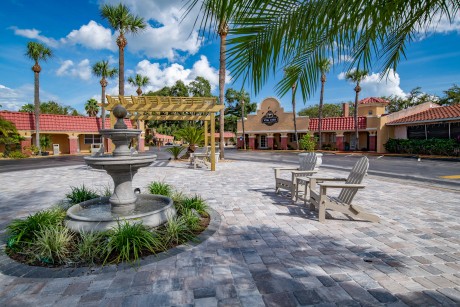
(105, 95), (223, 171)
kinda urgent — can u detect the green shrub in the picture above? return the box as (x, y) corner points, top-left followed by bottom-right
(384, 138), (460, 156)
(66, 185), (99, 204)
(147, 181), (172, 197)
(32, 225), (74, 264)
(161, 216), (194, 246)
(182, 209), (201, 232)
(299, 135), (317, 152)
(39, 135), (52, 151)
(7, 208), (66, 249)
(164, 146), (186, 160)
(104, 221), (164, 264)
(7, 151), (28, 159)
(76, 231), (106, 265)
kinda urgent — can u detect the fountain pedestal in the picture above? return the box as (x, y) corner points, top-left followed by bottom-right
(65, 105), (176, 232)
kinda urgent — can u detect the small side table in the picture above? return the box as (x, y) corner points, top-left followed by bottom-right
(295, 177), (311, 205)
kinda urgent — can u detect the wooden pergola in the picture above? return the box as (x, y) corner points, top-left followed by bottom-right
(105, 95), (223, 171)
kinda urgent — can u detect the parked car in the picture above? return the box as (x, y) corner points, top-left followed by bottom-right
(165, 142), (173, 145)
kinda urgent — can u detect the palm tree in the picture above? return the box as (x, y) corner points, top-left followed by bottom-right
(318, 59), (331, 150)
(187, 0), (241, 159)
(128, 74), (150, 150)
(92, 60), (118, 129)
(85, 98), (100, 117)
(25, 41), (52, 153)
(100, 3), (146, 95)
(284, 67), (299, 150)
(185, 0), (457, 102)
(345, 69), (368, 150)
(175, 125), (205, 154)
(224, 88), (252, 149)
(128, 74), (150, 96)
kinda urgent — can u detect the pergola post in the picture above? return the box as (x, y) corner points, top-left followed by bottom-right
(204, 121), (209, 147)
(210, 113), (216, 171)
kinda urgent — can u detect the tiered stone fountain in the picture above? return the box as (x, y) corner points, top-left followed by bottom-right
(66, 105), (176, 232)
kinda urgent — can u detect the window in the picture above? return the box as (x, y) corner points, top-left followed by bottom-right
(289, 133), (299, 142)
(260, 135), (267, 148)
(368, 110), (373, 115)
(84, 134), (102, 144)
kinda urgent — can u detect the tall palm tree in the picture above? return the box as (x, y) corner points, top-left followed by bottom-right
(345, 69), (368, 150)
(25, 41), (52, 153)
(85, 98), (100, 117)
(128, 74), (150, 150)
(92, 60), (118, 128)
(318, 59), (331, 150)
(186, 0), (457, 102)
(100, 3), (146, 95)
(187, 0), (240, 159)
(224, 88), (251, 149)
(284, 67), (299, 150)
(128, 74), (150, 96)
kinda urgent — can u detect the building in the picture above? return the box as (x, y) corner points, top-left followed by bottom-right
(236, 97), (460, 152)
(0, 111), (135, 155)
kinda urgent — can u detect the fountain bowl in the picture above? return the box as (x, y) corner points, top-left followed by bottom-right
(65, 194), (177, 232)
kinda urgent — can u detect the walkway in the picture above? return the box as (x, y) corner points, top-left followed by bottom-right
(0, 158), (459, 306)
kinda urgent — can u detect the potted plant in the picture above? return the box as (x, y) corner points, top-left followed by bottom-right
(39, 135), (52, 156)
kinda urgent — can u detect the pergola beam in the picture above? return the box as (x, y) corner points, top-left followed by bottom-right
(131, 115), (211, 121)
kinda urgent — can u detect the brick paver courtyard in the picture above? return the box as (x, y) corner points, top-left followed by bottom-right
(0, 157), (459, 306)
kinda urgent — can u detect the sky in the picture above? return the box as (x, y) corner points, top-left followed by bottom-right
(1, 0), (460, 115)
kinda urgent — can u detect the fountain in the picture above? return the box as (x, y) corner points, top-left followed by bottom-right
(65, 105), (176, 232)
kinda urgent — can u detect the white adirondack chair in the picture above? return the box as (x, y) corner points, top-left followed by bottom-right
(274, 152), (319, 200)
(309, 156), (379, 223)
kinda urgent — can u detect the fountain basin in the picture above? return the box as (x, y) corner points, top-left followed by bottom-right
(65, 194), (177, 232)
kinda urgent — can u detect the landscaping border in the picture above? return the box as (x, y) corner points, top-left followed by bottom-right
(0, 207), (221, 278)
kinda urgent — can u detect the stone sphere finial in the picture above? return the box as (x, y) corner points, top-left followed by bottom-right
(113, 104), (128, 129)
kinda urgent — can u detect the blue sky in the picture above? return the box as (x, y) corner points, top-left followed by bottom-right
(1, 0), (460, 115)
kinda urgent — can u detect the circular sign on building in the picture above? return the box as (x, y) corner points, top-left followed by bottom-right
(261, 110), (279, 126)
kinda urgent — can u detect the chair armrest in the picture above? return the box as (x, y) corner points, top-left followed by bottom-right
(274, 167), (299, 178)
(291, 170), (318, 176)
(310, 176), (347, 181)
(319, 183), (366, 189)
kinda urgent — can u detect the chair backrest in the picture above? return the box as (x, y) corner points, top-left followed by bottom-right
(298, 152), (318, 171)
(338, 156), (369, 204)
(194, 147), (208, 154)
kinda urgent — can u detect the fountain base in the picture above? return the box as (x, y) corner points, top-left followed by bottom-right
(65, 195), (176, 232)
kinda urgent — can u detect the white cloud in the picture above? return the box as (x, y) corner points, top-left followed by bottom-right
(132, 55), (230, 94)
(0, 84), (59, 111)
(338, 69), (406, 98)
(418, 11), (460, 36)
(63, 21), (116, 51)
(9, 26), (59, 48)
(56, 59), (92, 80)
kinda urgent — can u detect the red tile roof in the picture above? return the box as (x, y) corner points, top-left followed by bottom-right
(0, 111), (133, 132)
(387, 104), (460, 125)
(154, 133), (174, 141)
(308, 117), (367, 131)
(359, 97), (389, 105)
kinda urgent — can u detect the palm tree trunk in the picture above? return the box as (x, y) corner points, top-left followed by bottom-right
(241, 99), (246, 150)
(354, 84), (360, 150)
(101, 84), (106, 152)
(34, 69), (40, 154)
(319, 78), (325, 150)
(218, 32), (227, 159)
(119, 46), (124, 95)
(292, 86), (299, 150)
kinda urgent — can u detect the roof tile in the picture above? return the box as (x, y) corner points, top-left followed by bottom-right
(387, 104), (460, 125)
(309, 117), (366, 131)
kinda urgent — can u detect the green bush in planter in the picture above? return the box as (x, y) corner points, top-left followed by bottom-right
(299, 135), (317, 152)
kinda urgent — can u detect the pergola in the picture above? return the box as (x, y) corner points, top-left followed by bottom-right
(105, 95), (223, 171)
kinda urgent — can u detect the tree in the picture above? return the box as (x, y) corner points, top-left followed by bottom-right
(284, 67), (299, 149)
(19, 104), (35, 113)
(92, 60), (118, 132)
(298, 103), (343, 118)
(19, 102), (75, 115)
(128, 74), (150, 96)
(187, 0), (242, 159)
(175, 125), (204, 154)
(188, 76), (212, 97)
(0, 117), (24, 155)
(25, 41), (52, 153)
(318, 59), (331, 150)
(440, 84), (460, 106)
(384, 87), (440, 113)
(185, 0), (458, 102)
(85, 98), (99, 117)
(101, 3), (146, 95)
(345, 69), (368, 149)
(224, 88), (256, 146)
(170, 80), (189, 97)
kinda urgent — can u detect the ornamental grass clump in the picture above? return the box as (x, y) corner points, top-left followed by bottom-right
(160, 216), (194, 246)
(7, 208), (66, 249)
(66, 185), (100, 204)
(103, 221), (164, 264)
(180, 195), (209, 217)
(147, 181), (172, 197)
(76, 231), (107, 265)
(32, 225), (74, 264)
(164, 146), (186, 160)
